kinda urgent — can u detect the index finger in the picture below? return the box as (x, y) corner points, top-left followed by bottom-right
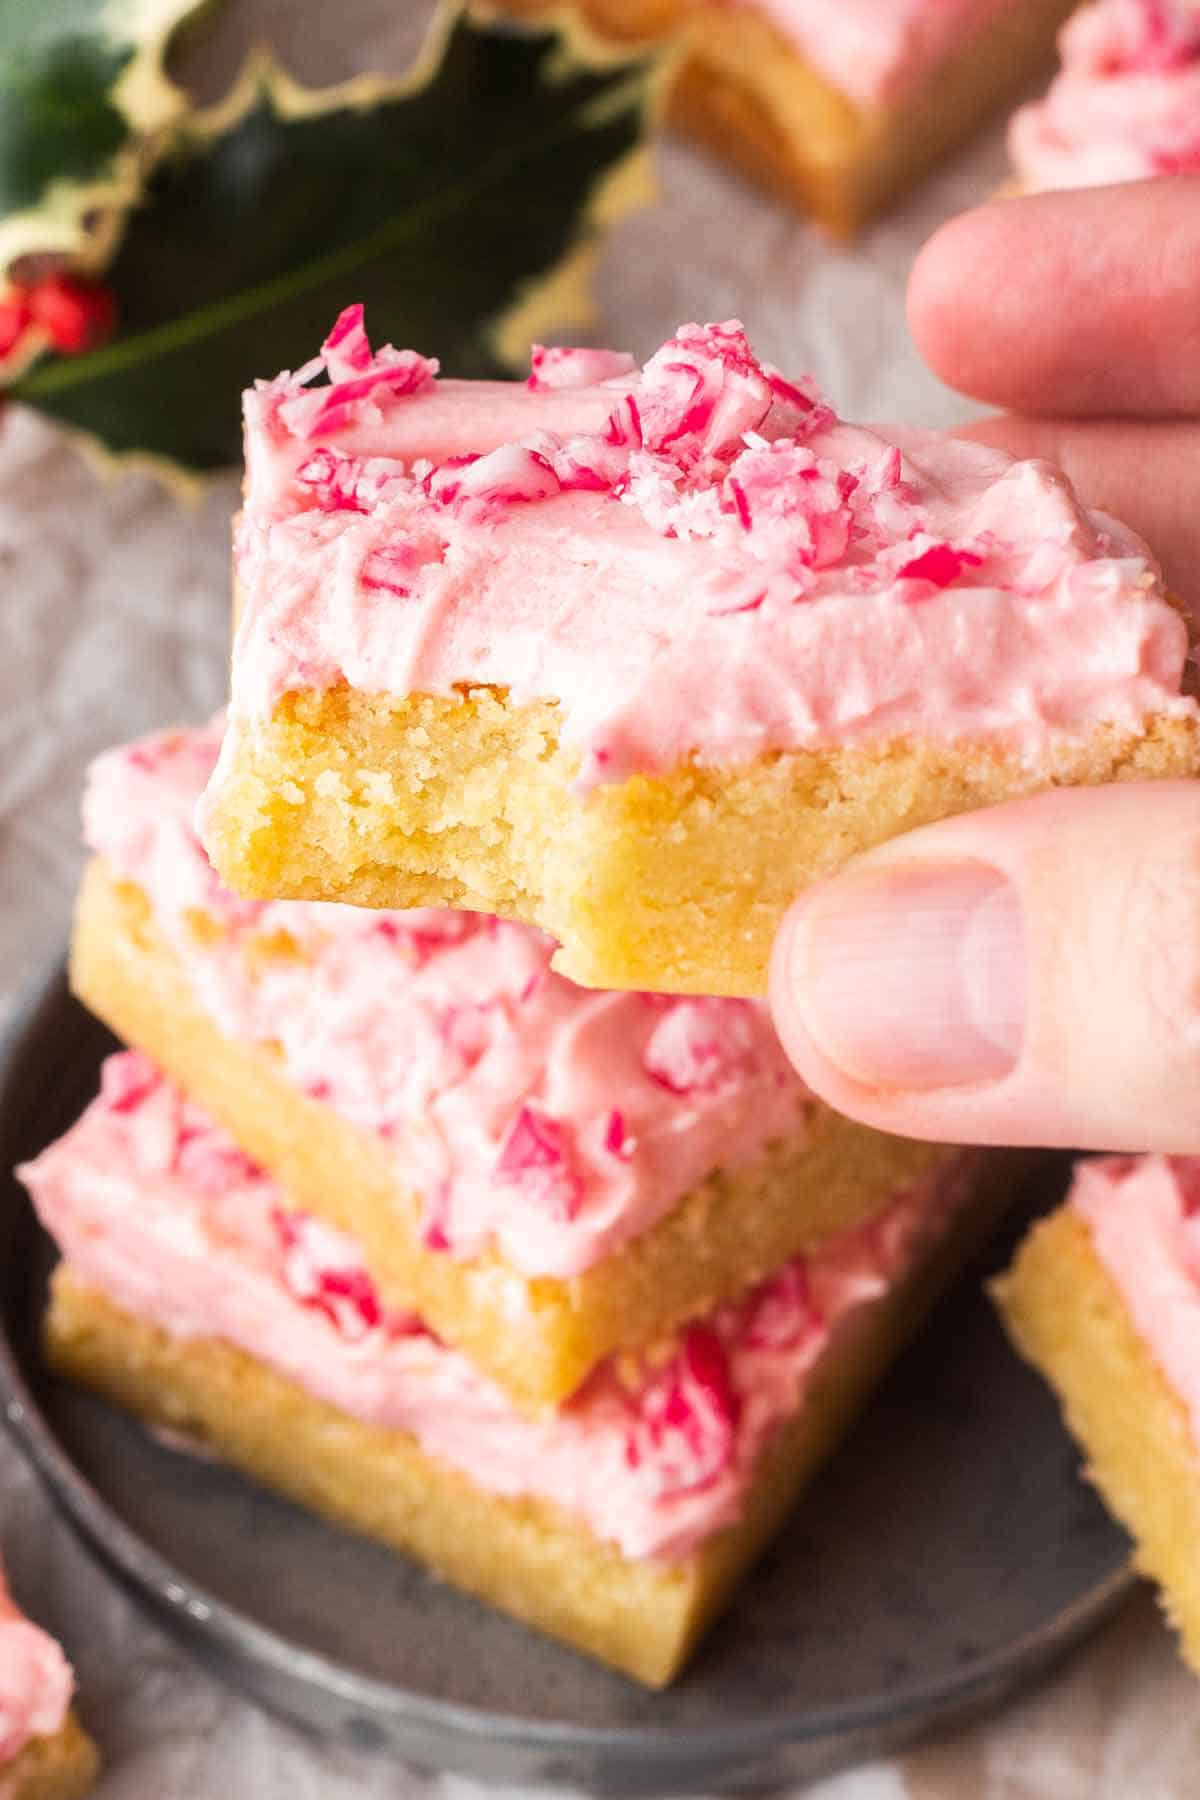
(908, 177), (1200, 420)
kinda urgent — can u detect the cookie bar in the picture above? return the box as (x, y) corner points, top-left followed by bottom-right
(199, 313), (1200, 996)
(996, 1154), (1200, 1672)
(76, 720), (949, 1411)
(25, 1053), (984, 1687)
(508, 0), (1075, 232)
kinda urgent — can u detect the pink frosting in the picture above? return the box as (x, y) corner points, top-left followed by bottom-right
(21, 1053), (971, 1562)
(1070, 1153), (1200, 1448)
(1010, 0), (1200, 189)
(85, 721), (811, 1279)
(0, 1573), (74, 1766)
(205, 313), (1193, 813)
(745, 0), (1013, 106)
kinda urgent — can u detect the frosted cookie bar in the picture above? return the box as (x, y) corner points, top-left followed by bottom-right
(1010, 0), (1200, 191)
(200, 313), (1200, 996)
(996, 1154), (1200, 1673)
(24, 1052), (983, 1687)
(0, 1570), (97, 1800)
(76, 720), (948, 1411)
(507, 0), (1075, 232)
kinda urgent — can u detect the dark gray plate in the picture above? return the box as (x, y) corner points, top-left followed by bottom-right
(0, 961), (1133, 1793)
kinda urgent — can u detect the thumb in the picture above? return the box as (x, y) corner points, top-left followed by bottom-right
(769, 781), (1200, 1152)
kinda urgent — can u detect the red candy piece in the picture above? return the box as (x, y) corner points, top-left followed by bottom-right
(402, 908), (475, 962)
(603, 1107), (632, 1158)
(174, 1127), (261, 1196)
(100, 1051), (159, 1115)
(642, 998), (758, 1096)
(429, 441), (561, 509)
(321, 303), (374, 378)
(280, 317), (438, 439)
(420, 1181), (454, 1252)
(273, 1208), (425, 1341)
(637, 322), (775, 463)
(360, 543), (417, 596)
(627, 1323), (740, 1495)
(741, 1260), (819, 1351)
(295, 448), (373, 513)
(896, 542), (983, 589)
(436, 1001), (493, 1075)
(528, 344), (636, 392)
(495, 1103), (585, 1220)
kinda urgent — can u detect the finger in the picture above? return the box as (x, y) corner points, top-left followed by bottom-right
(955, 413), (1200, 618)
(769, 781), (1200, 1152)
(908, 178), (1200, 418)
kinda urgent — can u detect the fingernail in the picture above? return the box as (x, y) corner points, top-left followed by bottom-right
(784, 861), (1025, 1090)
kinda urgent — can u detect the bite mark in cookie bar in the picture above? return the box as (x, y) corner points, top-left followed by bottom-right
(25, 1054), (983, 1685)
(76, 721), (949, 1409)
(200, 315), (1200, 995)
(0, 1573), (97, 1800)
(1010, 0), (1200, 191)
(88, 722), (808, 1277)
(996, 1156), (1200, 1672)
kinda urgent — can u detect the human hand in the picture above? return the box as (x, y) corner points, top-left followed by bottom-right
(768, 178), (1200, 1154)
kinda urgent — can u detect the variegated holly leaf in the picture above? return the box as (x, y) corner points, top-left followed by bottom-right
(0, 0), (213, 276)
(10, 5), (657, 478)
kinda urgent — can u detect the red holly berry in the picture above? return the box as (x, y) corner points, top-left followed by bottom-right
(25, 275), (117, 355)
(0, 292), (32, 359)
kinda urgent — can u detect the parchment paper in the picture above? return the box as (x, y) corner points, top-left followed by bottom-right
(2, 2), (1196, 1791)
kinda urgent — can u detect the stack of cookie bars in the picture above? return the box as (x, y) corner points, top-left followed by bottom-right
(21, 312), (1200, 1684)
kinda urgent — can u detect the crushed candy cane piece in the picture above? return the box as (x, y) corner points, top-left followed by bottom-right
(100, 1051), (159, 1115)
(429, 439), (561, 509)
(741, 1261), (820, 1351)
(643, 999), (760, 1096)
(174, 1127), (262, 1196)
(626, 1323), (740, 1494)
(321, 303), (375, 379)
(273, 1208), (426, 1341)
(529, 344), (636, 391)
(603, 1108), (633, 1159)
(496, 1104), (585, 1220)
(896, 542), (985, 589)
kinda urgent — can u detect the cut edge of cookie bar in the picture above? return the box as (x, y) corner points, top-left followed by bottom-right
(994, 1206), (1200, 1671)
(200, 682), (1200, 998)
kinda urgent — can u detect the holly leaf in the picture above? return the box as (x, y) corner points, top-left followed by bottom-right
(10, 4), (657, 478)
(0, 0), (215, 275)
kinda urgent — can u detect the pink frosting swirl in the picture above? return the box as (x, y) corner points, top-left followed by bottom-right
(1070, 1153), (1200, 1450)
(0, 1574), (74, 1765)
(207, 312), (1193, 818)
(744, 0), (1015, 106)
(1010, 0), (1200, 189)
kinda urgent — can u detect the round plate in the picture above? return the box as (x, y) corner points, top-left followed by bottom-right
(0, 961), (1133, 1793)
